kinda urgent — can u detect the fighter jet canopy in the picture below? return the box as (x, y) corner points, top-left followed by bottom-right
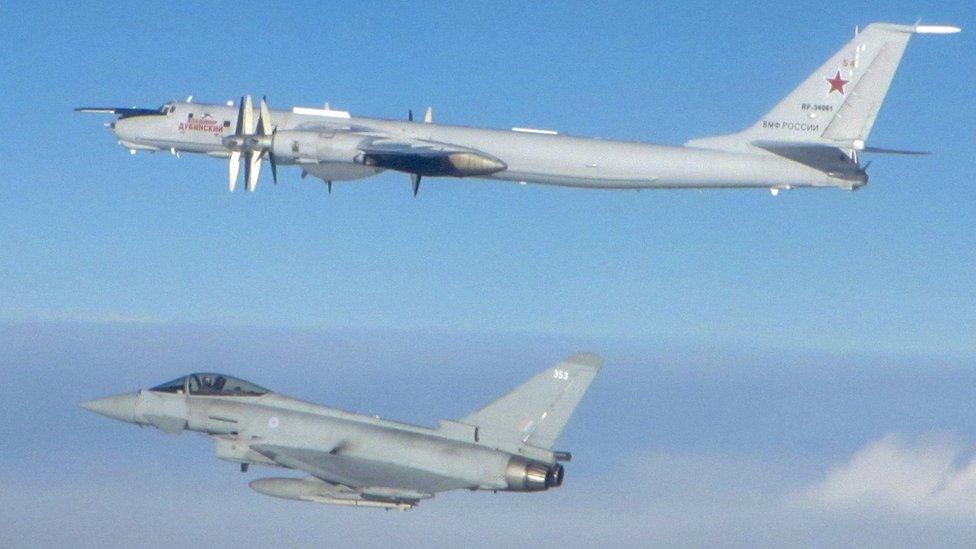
(150, 374), (269, 396)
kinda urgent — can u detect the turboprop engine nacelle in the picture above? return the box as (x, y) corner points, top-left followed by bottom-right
(504, 456), (565, 492)
(272, 131), (365, 165)
(222, 134), (271, 152)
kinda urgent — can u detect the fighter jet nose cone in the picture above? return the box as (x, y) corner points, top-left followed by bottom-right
(81, 393), (139, 423)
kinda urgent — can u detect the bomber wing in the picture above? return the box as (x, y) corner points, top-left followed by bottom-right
(290, 117), (507, 179)
(357, 138), (506, 178)
(284, 118), (508, 194)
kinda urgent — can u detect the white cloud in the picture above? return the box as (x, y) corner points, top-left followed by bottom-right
(799, 433), (976, 518)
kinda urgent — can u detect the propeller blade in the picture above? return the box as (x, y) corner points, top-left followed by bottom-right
(234, 96), (247, 135)
(258, 96), (273, 136)
(269, 152), (278, 185)
(408, 109), (414, 122)
(242, 95), (254, 135)
(242, 150), (251, 192)
(423, 107), (433, 123)
(246, 150), (262, 192)
(228, 151), (241, 192)
(411, 173), (421, 197)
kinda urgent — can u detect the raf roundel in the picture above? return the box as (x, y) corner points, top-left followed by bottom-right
(268, 417), (280, 429)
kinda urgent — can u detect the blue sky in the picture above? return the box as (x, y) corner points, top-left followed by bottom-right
(2, 1), (976, 547)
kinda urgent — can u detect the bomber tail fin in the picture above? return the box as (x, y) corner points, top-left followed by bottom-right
(686, 22), (959, 153)
(461, 353), (602, 450)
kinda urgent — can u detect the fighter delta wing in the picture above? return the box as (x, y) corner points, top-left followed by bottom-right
(81, 355), (601, 510)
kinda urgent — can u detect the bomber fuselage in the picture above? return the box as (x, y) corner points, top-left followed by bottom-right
(108, 100), (865, 190)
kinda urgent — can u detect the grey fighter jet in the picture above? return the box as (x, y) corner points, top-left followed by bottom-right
(81, 353), (602, 510)
(78, 23), (958, 195)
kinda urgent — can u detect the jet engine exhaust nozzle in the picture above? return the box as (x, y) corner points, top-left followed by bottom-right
(504, 457), (565, 492)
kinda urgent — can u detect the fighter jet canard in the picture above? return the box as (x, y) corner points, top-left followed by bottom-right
(81, 353), (602, 510)
(77, 22), (958, 196)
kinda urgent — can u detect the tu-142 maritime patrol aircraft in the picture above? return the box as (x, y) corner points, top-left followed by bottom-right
(82, 353), (602, 510)
(78, 22), (958, 196)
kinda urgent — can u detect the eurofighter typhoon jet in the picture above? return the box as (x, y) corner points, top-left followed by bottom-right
(77, 23), (958, 195)
(81, 353), (601, 510)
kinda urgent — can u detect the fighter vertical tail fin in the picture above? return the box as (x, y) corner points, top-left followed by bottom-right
(686, 22), (960, 153)
(461, 353), (602, 450)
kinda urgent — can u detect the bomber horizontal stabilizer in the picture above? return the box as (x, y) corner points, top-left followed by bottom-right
(860, 146), (930, 155)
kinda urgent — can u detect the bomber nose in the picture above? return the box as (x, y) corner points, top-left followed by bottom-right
(108, 118), (124, 137)
(81, 393), (139, 423)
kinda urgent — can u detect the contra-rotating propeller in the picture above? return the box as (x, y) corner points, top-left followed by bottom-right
(222, 95), (278, 192)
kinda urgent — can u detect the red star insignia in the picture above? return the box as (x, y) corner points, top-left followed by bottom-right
(826, 70), (849, 94)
